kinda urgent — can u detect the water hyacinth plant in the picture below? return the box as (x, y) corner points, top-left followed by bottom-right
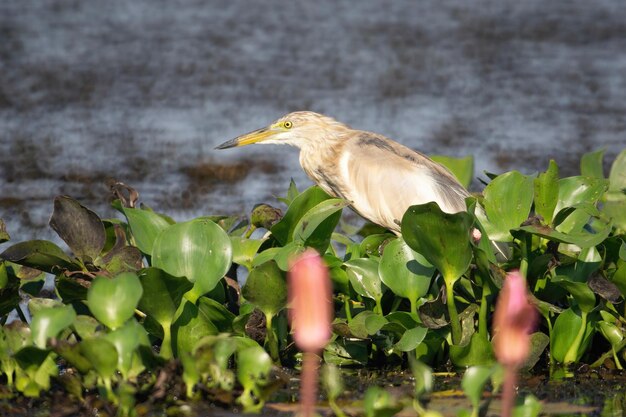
(0, 148), (624, 416)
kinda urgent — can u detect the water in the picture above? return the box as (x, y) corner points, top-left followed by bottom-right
(1, 0), (625, 243)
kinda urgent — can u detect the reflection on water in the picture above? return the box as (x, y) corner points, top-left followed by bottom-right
(0, 0), (624, 242)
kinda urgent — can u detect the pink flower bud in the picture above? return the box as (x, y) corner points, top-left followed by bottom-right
(288, 249), (333, 352)
(493, 270), (538, 368)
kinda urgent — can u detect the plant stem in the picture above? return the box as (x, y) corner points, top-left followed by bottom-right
(410, 297), (418, 319)
(300, 351), (320, 417)
(478, 281), (491, 337)
(374, 297), (383, 316)
(344, 297), (352, 321)
(160, 322), (173, 359)
(501, 366), (517, 417)
(445, 279), (461, 345)
(265, 313), (280, 363)
(519, 234), (531, 280)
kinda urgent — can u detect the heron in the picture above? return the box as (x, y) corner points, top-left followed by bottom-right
(216, 111), (478, 233)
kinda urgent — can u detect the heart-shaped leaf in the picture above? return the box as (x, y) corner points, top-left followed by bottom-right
(241, 261), (287, 318)
(344, 258), (383, 303)
(152, 218), (232, 303)
(87, 272), (143, 330)
(122, 206), (172, 254)
(49, 196), (105, 263)
(379, 238), (434, 311)
(401, 202), (474, 285)
(480, 171), (535, 242)
(31, 305), (76, 348)
(393, 326), (428, 352)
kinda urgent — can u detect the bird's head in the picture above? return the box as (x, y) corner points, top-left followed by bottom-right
(215, 111), (349, 150)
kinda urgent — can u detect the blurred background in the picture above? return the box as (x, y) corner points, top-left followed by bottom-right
(1, 0), (624, 242)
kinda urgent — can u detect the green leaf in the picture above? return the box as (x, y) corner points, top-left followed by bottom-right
(292, 198), (348, 252)
(449, 332), (495, 367)
(598, 320), (623, 347)
(345, 258), (383, 302)
(0, 240), (79, 273)
(431, 155), (474, 189)
(555, 176), (609, 233)
(171, 299), (219, 357)
(401, 202), (474, 284)
(236, 345), (273, 412)
(550, 308), (594, 364)
(49, 196), (106, 263)
(359, 234), (392, 258)
(137, 267), (193, 358)
(513, 394), (542, 417)
(393, 326), (428, 352)
(87, 272), (143, 330)
(241, 261), (287, 318)
(138, 267), (193, 327)
(123, 206), (172, 254)
(604, 149), (626, 231)
(79, 337), (118, 380)
(0, 263), (20, 316)
(363, 386), (403, 417)
(608, 149), (626, 192)
(31, 305), (77, 348)
(408, 355), (433, 397)
(197, 297), (236, 333)
(14, 347), (58, 397)
(72, 315), (101, 340)
(461, 365), (494, 409)
(104, 319), (149, 379)
(533, 159), (559, 224)
(379, 238), (434, 306)
(271, 186), (334, 245)
(512, 220), (612, 249)
(523, 332), (550, 370)
(552, 276), (596, 313)
(348, 311), (387, 338)
(580, 149), (605, 179)
(152, 218), (232, 303)
(231, 237), (265, 270)
(480, 171), (535, 242)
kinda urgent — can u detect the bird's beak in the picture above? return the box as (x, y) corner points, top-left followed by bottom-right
(215, 127), (275, 150)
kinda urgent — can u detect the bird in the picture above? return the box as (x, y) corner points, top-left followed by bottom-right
(216, 111), (473, 235)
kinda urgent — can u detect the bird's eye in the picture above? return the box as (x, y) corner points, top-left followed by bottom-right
(283, 121), (293, 129)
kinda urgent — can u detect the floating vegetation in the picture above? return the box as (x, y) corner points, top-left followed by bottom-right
(0, 149), (625, 416)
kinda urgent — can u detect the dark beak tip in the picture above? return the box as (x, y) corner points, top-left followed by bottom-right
(215, 139), (237, 150)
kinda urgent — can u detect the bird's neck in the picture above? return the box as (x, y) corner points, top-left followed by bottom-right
(298, 131), (347, 198)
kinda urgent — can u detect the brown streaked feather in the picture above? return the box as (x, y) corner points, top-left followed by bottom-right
(300, 130), (469, 233)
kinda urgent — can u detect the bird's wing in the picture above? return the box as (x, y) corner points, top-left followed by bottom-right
(335, 132), (469, 232)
